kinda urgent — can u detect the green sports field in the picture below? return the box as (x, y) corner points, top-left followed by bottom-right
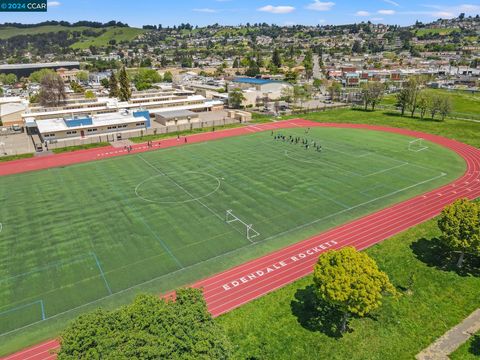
(0, 127), (466, 349)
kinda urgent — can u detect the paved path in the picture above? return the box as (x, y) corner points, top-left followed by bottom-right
(2, 120), (480, 359)
(416, 309), (480, 360)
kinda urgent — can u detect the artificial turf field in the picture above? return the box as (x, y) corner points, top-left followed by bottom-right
(0, 127), (466, 345)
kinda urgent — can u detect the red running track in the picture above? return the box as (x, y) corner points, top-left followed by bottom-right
(2, 120), (480, 359)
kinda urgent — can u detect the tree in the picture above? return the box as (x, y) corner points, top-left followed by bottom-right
(118, 66), (131, 102)
(100, 77), (109, 88)
(360, 82), (385, 111)
(405, 77), (424, 117)
(313, 247), (397, 333)
(328, 81), (342, 101)
(438, 199), (480, 268)
(352, 40), (363, 54)
(281, 86), (294, 104)
(313, 78), (324, 93)
(303, 50), (314, 80)
(75, 71), (89, 83)
(233, 57), (241, 69)
(438, 95), (452, 121)
(57, 289), (232, 359)
(229, 88), (246, 109)
(272, 48), (282, 68)
(108, 72), (119, 98)
(84, 90), (96, 99)
(29, 69), (56, 83)
(38, 72), (66, 107)
(429, 94), (443, 120)
(70, 81), (85, 94)
(133, 68), (162, 91)
(245, 58), (260, 77)
(417, 92), (430, 119)
(4, 73), (17, 85)
(396, 88), (410, 116)
(163, 71), (173, 83)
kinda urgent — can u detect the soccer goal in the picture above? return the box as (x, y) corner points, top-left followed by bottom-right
(408, 138), (429, 152)
(226, 209), (260, 241)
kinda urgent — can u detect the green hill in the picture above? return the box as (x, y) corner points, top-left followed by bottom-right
(71, 27), (146, 49)
(0, 25), (146, 48)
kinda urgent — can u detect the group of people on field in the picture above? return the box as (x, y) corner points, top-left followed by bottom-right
(272, 130), (323, 153)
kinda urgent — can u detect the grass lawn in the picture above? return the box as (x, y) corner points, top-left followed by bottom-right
(218, 217), (480, 360)
(0, 126), (465, 355)
(0, 153), (34, 162)
(381, 89), (480, 120)
(284, 108), (480, 149)
(51, 142), (110, 154)
(450, 331), (480, 359)
(414, 28), (458, 36)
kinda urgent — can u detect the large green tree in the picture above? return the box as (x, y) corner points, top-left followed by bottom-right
(118, 66), (131, 102)
(58, 289), (232, 359)
(133, 68), (162, 91)
(229, 88), (246, 109)
(360, 82), (385, 111)
(272, 48), (282, 69)
(438, 198), (480, 268)
(108, 72), (119, 98)
(313, 247), (397, 333)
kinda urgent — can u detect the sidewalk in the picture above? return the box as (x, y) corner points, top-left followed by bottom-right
(416, 309), (480, 360)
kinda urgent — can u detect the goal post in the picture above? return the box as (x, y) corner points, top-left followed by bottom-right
(408, 138), (429, 152)
(226, 209), (260, 241)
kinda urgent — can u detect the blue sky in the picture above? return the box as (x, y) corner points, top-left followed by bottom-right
(3, 0), (480, 27)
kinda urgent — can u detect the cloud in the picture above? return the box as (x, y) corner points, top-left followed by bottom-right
(432, 11), (455, 18)
(306, 1), (335, 11)
(356, 10), (371, 16)
(383, 0), (400, 6)
(258, 5), (295, 14)
(47, 1), (61, 6)
(405, 3), (480, 18)
(193, 8), (219, 13)
(378, 9), (396, 14)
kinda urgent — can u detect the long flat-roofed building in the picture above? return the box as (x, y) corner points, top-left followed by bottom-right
(23, 92), (224, 122)
(34, 109), (151, 142)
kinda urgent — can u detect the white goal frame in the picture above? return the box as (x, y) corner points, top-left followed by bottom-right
(226, 209), (260, 241)
(408, 138), (429, 152)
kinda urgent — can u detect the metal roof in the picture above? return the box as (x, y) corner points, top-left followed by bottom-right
(233, 77), (284, 85)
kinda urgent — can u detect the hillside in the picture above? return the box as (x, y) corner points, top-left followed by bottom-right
(0, 25), (146, 48)
(71, 27), (146, 49)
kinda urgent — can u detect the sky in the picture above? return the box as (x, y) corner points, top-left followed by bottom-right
(2, 0), (480, 27)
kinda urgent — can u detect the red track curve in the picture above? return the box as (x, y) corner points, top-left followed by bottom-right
(2, 120), (480, 359)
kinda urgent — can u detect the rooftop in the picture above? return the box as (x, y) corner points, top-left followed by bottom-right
(35, 110), (149, 133)
(233, 77), (285, 85)
(154, 110), (197, 119)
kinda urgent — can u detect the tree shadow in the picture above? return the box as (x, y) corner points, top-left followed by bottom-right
(469, 335), (480, 356)
(290, 285), (349, 339)
(410, 237), (480, 277)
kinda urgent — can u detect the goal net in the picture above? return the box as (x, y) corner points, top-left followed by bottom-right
(226, 210), (260, 241)
(408, 138), (429, 152)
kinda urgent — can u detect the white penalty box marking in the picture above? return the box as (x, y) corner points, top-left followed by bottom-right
(226, 210), (260, 242)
